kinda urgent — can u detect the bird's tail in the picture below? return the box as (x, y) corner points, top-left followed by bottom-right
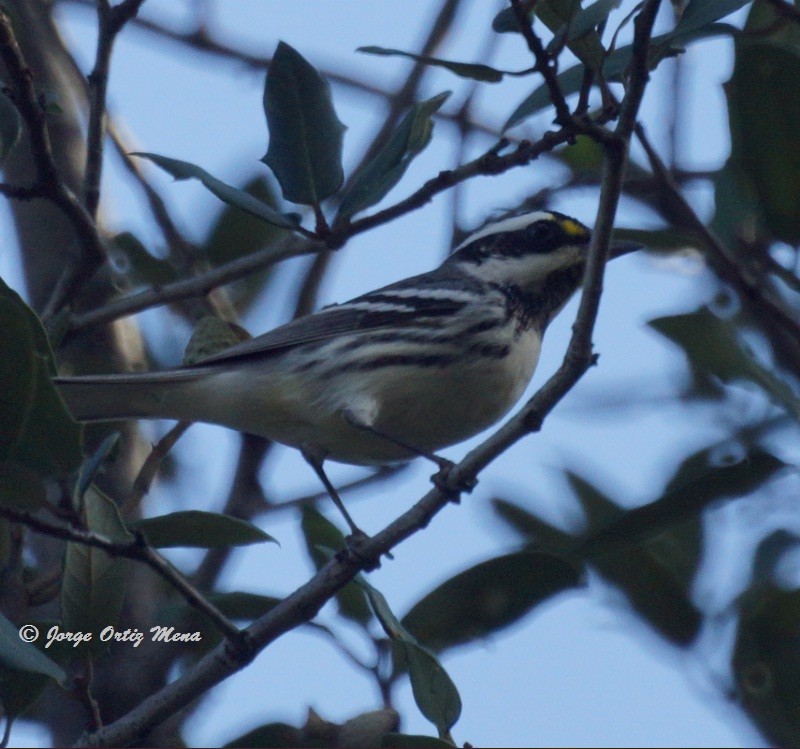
(53, 371), (205, 423)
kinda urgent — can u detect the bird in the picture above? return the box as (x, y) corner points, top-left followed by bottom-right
(55, 210), (638, 533)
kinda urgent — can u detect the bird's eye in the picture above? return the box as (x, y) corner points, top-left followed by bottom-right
(526, 220), (558, 243)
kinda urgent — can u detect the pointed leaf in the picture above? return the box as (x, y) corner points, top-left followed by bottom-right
(491, 498), (574, 549)
(650, 308), (800, 421)
(61, 486), (133, 656)
(673, 0), (752, 37)
(726, 40), (800, 243)
(358, 47), (504, 82)
(0, 88), (21, 164)
(300, 506), (372, 625)
(568, 0), (622, 39)
(0, 462), (47, 511)
(493, 0), (607, 70)
(734, 586), (800, 746)
(402, 551), (581, 653)
(262, 41), (346, 205)
(74, 432), (120, 504)
(132, 510), (275, 548)
(0, 613), (66, 682)
(224, 722), (301, 748)
(585, 447), (787, 554)
(381, 734), (455, 748)
(204, 176), (284, 266)
(504, 24), (735, 130)
(111, 232), (177, 287)
(396, 640), (461, 736)
(566, 470), (703, 644)
(0, 277), (82, 477)
(337, 92), (450, 220)
(133, 153), (301, 230)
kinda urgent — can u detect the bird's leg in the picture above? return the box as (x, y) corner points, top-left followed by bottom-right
(300, 446), (365, 538)
(341, 411), (476, 501)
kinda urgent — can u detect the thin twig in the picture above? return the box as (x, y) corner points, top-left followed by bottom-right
(59, 0), (506, 141)
(67, 121), (613, 333)
(66, 235), (323, 332)
(509, 0), (572, 126)
(634, 124), (800, 351)
(0, 11), (107, 318)
(0, 505), (241, 642)
(84, 0), (146, 216)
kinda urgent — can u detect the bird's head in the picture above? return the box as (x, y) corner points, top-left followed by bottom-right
(445, 210), (637, 292)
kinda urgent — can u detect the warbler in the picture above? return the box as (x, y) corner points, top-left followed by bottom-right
(55, 211), (637, 529)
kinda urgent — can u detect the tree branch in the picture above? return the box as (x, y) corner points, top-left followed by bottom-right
(0, 10), (107, 319)
(0, 505), (241, 642)
(65, 235), (323, 333)
(84, 0), (146, 217)
(509, 0), (572, 126)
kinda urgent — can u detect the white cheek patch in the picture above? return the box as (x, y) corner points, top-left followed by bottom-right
(460, 245), (584, 285)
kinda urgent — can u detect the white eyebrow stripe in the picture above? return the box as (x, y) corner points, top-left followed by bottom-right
(372, 287), (477, 302)
(340, 300), (417, 313)
(455, 211), (556, 250)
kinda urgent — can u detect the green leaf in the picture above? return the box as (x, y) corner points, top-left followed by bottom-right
(0, 288), (36, 463)
(649, 308), (800, 422)
(0, 88), (21, 164)
(726, 40), (800, 243)
(205, 176), (283, 265)
(568, 0), (622, 39)
(611, 226), (702, 252)
(224, 722), (301, 748)
(547, 0), (622, 55)
(354, 576), (461, 735)
(402, 551), (581, 653)
(494, 0), (607, 70)
(0, 613), (66, 682)
(673, 0), (751, 37)
(491, 498), (574, 550)
(262, 41), (346, 205)
(395, 640), (462, 737)
(0, 462), (47, 511)
(734, 586), (800, 746)
(73, 431), (120, 505)
(584, 447), (787, 554)
(337, 91), (450, 220)
(711, 160), (763, 250)
(504, 24), (735, 130)
(61, 486), (133, 656)
(567, 471), (703, 645)
(202, 176), (285, 311)
(132, 153), (300, 231)
(132, 510), (275, 548)
(357, 46), (504, 82)
(381, 733), (455, 748)
(0, 616), (71, 721)
(300, 506), (372, 626)
(0, 277), (82, 477)
(111, 232), (177, 287)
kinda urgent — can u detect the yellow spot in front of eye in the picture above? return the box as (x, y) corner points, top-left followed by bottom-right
(560, 218), (590, 238)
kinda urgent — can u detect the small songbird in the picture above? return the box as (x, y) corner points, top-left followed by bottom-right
(55, 211), (637, 531)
